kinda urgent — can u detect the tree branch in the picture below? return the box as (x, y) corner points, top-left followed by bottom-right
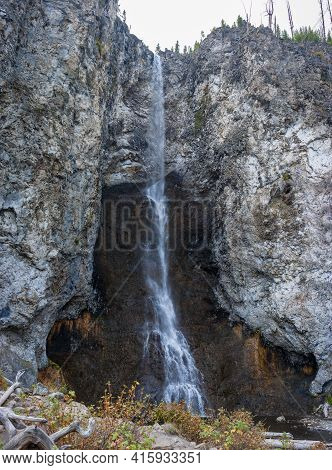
(0, 370), (26, 407)
(50, 418), (95, 442)
(4, 426), (55, 450)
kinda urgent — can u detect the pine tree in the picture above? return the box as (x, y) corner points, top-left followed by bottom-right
(194, 41), (200, 51)
(328, 32), (332, 46)
(175, 40), (180, 53)
(281, 29), (290, 40)
(156, 43), (161, 53)
(221, 19), (228, 29)
(183, 45), (188, 54)
(122, 10), (126, 23)
(200, 31), (205, 42)
(293, 26), (320, 43)
(237, 15), (244, 27)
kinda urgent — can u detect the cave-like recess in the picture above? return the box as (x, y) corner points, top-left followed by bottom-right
(48, 176), (317, 416)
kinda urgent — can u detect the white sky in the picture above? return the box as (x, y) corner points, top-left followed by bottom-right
(118, 0), (330, 50)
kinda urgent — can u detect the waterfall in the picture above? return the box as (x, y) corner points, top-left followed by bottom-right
(143, 55), (205, 415)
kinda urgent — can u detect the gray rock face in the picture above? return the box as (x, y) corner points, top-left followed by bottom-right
(0, 1), (331, 401)
(141, 424), (197, 450)
(161, 26), (332, 394)
(0, 0), (152, 383)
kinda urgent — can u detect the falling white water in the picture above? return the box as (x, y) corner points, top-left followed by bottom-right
(143, 55), (205, 415)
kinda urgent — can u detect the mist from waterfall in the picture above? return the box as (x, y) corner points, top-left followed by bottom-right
(143, 54), (205, 415)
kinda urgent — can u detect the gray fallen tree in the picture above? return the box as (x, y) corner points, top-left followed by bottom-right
(264, 431), (332, 450)
(0, 370), (95, 450)
(264, 438), (331, 450)
(315, 402), (331, 418)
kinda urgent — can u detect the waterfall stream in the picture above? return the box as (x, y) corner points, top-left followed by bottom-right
(143, 55), (205, 415)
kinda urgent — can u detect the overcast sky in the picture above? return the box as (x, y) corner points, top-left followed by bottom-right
(118, 0), (329, 50)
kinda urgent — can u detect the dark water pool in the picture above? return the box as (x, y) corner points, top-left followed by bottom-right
(256, 416), (332, 443)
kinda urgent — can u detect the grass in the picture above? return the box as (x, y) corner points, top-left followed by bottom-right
(38, 361), (68, 393)
(0, 370), (7, 390)
(326, 395), (332, 406)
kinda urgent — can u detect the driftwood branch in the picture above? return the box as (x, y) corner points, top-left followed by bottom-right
(0, 408), (18, 441)
(0, 369), (95, 449)
(50, 418), (95, 442)
(0, 370), (26, 407)
(2, 376), (13, 386)
(4, 426), (55, 450)
(0, 404), (47, 442)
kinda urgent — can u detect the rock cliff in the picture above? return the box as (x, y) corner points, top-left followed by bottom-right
(0, 0), (152, 383)
(162, 26), (332, 395)
(0, 1), (331, 404)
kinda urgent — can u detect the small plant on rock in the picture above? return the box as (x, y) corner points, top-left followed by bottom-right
(0, 370), (7, 390)
(109, 422), (153, 450)
(326, 395), (332, 406)
(152, 402), (202, 442)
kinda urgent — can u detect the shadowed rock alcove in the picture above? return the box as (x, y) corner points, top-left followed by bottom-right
(47, 176), (318, 416)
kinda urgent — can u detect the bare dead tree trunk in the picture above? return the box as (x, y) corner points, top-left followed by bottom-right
(327, 0), (332, 24)
(266, 0), (274, 29)
(287, 1), (295, 39)
(319, 0), (327, 40)
(241, 0), (253, 31)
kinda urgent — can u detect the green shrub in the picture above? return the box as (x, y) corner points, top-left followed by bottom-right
(152, 402), (202, 442)
(293, 27), (321, 43)
(96, 38), (106, 57)
(215, 409), (266, 450)
(194, 109), (204, 133)
(194, 86), (211, 134)
(109, 422), (153, 450)
(98, 382), (153, 425)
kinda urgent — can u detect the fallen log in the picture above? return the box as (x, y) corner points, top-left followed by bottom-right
(4, 426), (55, 450)
(264, 432), (293, 439)
(265, 438), (327, 450)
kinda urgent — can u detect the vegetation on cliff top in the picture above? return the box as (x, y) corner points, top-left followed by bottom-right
(162, 1), (332, 54)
